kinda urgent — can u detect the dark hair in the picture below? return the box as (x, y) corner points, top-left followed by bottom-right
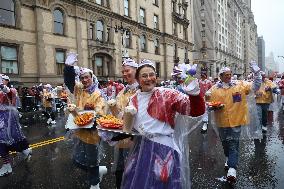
(135, 64), (156, 81)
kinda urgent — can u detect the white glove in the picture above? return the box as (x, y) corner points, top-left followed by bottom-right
(67, 104), (76, 112)
(250, 61), (260, 73)
(2, 85), (10, 93)
(183, 79), (200, 96)
(124, 105), (137, 115)
(107, 99), (117, 107)
(65, 52), (78, 66)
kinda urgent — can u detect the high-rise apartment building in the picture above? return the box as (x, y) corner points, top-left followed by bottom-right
(192, 0), (258, 77)
(257, 36), (266, 71)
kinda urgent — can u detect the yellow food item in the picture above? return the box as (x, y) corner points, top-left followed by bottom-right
(96, 115), (123, 128)
(74, 112), (94, 126)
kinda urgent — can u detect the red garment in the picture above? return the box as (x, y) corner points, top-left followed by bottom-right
(114, 83), (125, 95)
(199, 79), (212, 97)
(279, 79), (284, 95)
(131, 88), (205, 128)
(0, 88), (17, 106)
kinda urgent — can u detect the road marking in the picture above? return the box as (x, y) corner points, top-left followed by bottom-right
(9, 136), (65, 154)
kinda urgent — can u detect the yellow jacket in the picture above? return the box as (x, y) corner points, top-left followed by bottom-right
(73, 84), (106, 144)
(208, 81), (252, 128)
(42, 91), (53, 108)
(255, 79), (276, 104)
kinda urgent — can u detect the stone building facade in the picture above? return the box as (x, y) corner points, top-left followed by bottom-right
(0, 0), (193, 86)
(192, 0), (258, 78)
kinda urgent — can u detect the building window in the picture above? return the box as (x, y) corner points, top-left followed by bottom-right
(201, 0), (205, 6)
(154, 38), (160, 55)
(201, 30), (205, 38)
(173, 22), (177, 35)
(184, 47), (188, 60)
(173, 44), (177, 59)
(156, 62), (160, 77)
(95, 56), (103, 76)
(184, 27), (188, 40)
(124, 30), (131, 48)
(53, 8), (64, 35)
(89, 23), (94, 39)
(153, 14), (159, 29)
(0, 45), (18, 74)
(153, 0), (159, 6)
(96, 20), (104, 41)
(56, 49), (65, 75)
(96, 0), (102, 5)
(140, 8), (145, 24)
(124, 0), (129, 16)
(172, 1), (176, 12)
(106, 27), (110, 42)
(140, 35), (146, 52)
(0, 0), (15, 26)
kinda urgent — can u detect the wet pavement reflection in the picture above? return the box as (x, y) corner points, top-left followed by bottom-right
(0, 109), (284, 189)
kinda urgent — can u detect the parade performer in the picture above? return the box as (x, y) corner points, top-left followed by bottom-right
(255, 72), (278, 132)
(0, 76), (32, 176)
(121, 60), (205, 189)
(42, 84), (56, 125)
(279, 75), (284, 111)
(64, 52), (107, 189)
(106, 58), (138, 189)
(206, 61), (261, 183)
(199, 72), (213, 132)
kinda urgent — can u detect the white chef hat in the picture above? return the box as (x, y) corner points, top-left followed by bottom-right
(79, 67), (93, 76)
(2, 75), (10, 81)
(219, 67), (231, 75)
(122, 58), (138, 68)
(65, 52), (78, 66)
(139, 59), (155, 69)
(45, 84), (52, 88)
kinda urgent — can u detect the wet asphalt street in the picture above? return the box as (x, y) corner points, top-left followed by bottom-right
(0, 109), (284, 189)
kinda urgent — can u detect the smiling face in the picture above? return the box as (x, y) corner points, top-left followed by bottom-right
(220, 71), (232, 83)
(122, 65), (136, 84)
(79, 72), (93, 88)
(138, 66), (157, 92)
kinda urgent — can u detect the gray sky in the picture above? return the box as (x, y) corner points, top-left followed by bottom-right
(251, 0), (284, 72)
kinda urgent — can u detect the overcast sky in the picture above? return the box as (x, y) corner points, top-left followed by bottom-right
(251, 0), (284, 72)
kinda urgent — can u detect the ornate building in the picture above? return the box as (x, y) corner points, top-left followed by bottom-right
(192, 0), (258, 78)
(0, 0), (193, 85)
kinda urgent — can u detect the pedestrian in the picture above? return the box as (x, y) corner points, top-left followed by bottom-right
(42, 84), (56, 125)
(0, 75), (32, 176)
(205, 61), (261, 183)
(279, 75), (284, 111)
(121, 59), (205, 189)
(107, 58), (138, 189)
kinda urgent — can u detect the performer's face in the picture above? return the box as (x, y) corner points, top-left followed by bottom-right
(220, 71), (232, 83)
(122, 66), (136, 84)
(80, 72), (93, 88)
(138, 66), (157, 92)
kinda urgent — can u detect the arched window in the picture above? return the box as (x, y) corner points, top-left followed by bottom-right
(0, 0), (15, 26)
(124, 30), (131, 48)
(154, 38), (159, 54)
(53, 8), (64, 35)
(96, 20), (104, 41)
(140, 35), (146, 52)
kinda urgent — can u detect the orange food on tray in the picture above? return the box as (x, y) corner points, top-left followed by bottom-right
(208, 101), (222, 107)
(74, 112), (94, 126)
(97, 115), (123, 129)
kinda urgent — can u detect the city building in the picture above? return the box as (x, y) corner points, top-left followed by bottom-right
(265, 52), (279, 75)
(192, 0), (258, 78)
(257, 36), (266, 71)
(0, 0), (193, 86)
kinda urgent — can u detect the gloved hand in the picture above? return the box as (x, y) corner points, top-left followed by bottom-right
(249, 61), (260, 73)
(107, 99), (117, 107)
(65, 52), (78, 66)
(187, 64), (197, 76)
(183, 79), (200, 96)
(1, 85), (10, 93)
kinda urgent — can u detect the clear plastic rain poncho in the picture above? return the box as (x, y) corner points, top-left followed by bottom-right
(0, 91), (26, 145)
(120, 86), (205, 189)
(209, 83), (263, 140)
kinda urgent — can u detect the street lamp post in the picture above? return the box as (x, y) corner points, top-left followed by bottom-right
(115, 21), (129, 60)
